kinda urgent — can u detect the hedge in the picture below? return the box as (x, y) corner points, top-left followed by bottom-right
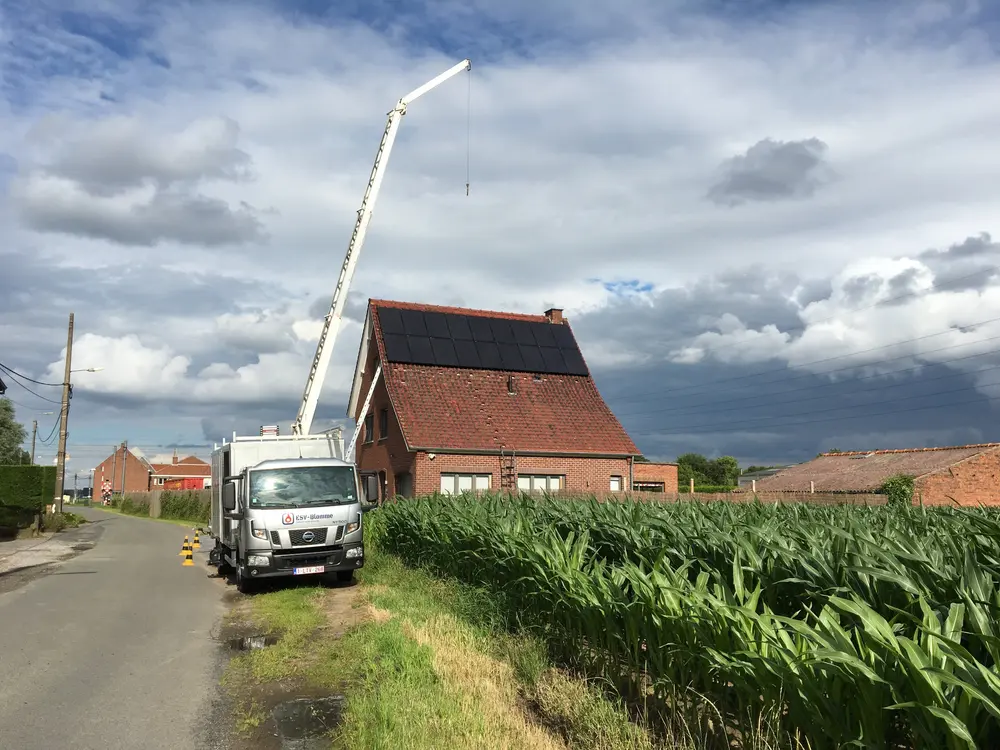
(0, 465), (57, 528)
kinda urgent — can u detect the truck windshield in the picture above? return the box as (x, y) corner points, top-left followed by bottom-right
(248, 466), (357, 509)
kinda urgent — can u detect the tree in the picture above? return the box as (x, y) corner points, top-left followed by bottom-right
(676, 453), (741, 488)
(0, 398), (30, 465)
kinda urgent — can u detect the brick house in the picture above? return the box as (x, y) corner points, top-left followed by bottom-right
(149, 453), (211, 489)
(93, 446), (211, 492)
(753, 443), (1000, 506)
(347, 299), (677, 497)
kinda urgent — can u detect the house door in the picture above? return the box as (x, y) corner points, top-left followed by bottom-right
(394, 472), (414, 498)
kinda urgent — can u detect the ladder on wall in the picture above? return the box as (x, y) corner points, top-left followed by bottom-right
(500, 447), (517, 491)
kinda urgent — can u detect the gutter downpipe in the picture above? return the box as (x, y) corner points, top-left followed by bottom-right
(628, 455), (634, 494)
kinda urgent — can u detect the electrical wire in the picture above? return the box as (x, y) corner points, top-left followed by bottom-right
(0, 368), (62, 404)
(0, 362), (62, 387)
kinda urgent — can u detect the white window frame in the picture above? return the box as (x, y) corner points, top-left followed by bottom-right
(439, 473), (492, 495)
(516, 474), (565, 493)
(610, 475), (622, 492)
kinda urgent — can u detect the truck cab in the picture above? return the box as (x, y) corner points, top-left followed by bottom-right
(211, 456), (380, 593)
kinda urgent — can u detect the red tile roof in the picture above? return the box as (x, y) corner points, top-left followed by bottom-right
(755, 443), (1000, 492)
(368, 299), (640, 456)
(150, 459), (211, 477)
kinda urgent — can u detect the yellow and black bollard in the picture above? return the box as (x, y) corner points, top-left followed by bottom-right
(182, 546), (194, 567)
(192, 531), (201, 550)
(179, 536), (191, 556)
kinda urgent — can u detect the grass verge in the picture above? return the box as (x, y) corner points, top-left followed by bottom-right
(219, 529), (668, 749)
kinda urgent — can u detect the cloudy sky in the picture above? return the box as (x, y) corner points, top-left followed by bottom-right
(2, 0), (999, 481)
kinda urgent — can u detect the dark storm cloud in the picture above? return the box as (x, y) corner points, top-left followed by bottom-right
(571, 248), (1000, 465)
(918, 233), (1000, 293)
(17, 189), (266, 247)
(707, 137), (835, 206)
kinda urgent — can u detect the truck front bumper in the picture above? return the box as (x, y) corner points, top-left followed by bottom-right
(242, 542), (364, 579)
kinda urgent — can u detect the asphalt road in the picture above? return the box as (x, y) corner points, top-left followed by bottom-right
(0, 508), (230, 750)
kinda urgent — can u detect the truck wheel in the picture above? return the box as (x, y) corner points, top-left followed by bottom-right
(235, 565), (255, 594)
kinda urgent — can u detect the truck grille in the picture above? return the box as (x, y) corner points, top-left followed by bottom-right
(270, 530), (280, 545)
(289, 528), (328, 546)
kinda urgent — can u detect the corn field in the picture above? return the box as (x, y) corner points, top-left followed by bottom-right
(377, 493), (1000, 749)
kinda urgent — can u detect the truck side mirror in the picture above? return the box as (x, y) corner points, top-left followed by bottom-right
(222, 483), (237, 512)
(360, 472), (381, 510)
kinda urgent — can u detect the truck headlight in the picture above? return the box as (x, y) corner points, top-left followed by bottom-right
(345, 547), (363, 559)
(345, 521), (359, 535)
(251, 528), (268, 540)
(247, 555), (270, 567)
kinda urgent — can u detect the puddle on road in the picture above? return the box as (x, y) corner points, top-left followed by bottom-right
(229, 634), (281, 650)
(272, 696), (346, 749)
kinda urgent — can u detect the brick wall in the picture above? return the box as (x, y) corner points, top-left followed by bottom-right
(354, 345), (416, 497)
(412, 452), (632, 496)
(915, 449), (1000, 506)
(632, 461), (679, 493)
(94, 445), (150, 494)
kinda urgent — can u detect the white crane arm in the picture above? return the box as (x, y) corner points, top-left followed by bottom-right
(346, 363), (381, 459)
(291, 58), (471, 436)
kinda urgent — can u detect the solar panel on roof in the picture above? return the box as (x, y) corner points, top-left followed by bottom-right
(540, 346), (567, 374)
(477, 341), (503, 369)
(425, 311), (451, 338)
(454, 339), (481, 368)
(407, 335), (436, 364)
(518, 345), (545, 371)
(510, 320), (536, 346)
(447, 314), (473, 340)
(378, 307), (405, 335)
(532, 323), (557, 348)
(468, 316), (494, 341)
(382, 333), (410, 361)
(550, 324), (576, 349)
(498, 343), (525, 371)
(561, 347), (589, 376)
(377, 307), (589, 376)
(430, 337), (459, 367)
(400, 309), (428, 336)
(490, 318), (516, 344)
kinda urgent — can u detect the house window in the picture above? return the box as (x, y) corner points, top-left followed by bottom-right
(363, 413), (375, 444)
(379, 408), (388, 440)
(516, 474), (564, 493)
(633, 481), (664, 493)
(440, 473), (491, 495)
(610, 475), (622, 492)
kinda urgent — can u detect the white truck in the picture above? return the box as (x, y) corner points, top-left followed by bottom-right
(207, 432), (381, 593)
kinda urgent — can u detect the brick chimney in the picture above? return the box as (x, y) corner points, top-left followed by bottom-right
(172, 449), (178, 465)
(544, 307), (564, 324)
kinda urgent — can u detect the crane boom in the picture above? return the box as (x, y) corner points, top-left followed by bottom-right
(291, 58), (471, 436)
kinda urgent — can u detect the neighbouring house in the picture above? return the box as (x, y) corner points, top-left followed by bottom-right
(149, 452), (211, 490)
(93, 446), (211, 492)
(347, 299), (678, 497)
(738, 466), (793, 489)
(753, 443), (1000, 506)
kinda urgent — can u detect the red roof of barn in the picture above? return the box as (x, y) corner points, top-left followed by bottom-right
(150, 458), (211, 477)
(351, 299), (640, 456)
(754, 443), (1000, 492)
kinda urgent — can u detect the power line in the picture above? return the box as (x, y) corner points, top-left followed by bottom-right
(0, 362), (61, 387)
(0, 368), (62, 404)
(615, 338), (1000, 419)
(606, 313), (1000, 405)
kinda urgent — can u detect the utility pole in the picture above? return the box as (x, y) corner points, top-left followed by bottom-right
(54, 312), (74, 513)
(30, 420), (37, 464)
(74, 472), (78, 502)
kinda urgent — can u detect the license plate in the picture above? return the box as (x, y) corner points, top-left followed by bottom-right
(293, 565), (324, 575)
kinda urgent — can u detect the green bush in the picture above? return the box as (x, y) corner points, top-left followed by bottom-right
(678, 483), (737, 493)
(0, 465), (58, 528)
(879, 473), (915, 507)
(160, 490), (210, 524)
